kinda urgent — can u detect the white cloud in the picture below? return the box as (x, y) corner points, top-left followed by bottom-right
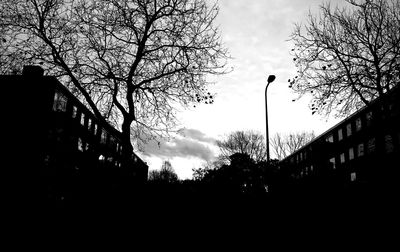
(142, 128), (218, 161)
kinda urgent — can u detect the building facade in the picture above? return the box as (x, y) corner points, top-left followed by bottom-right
(2, 66), (148, 206)
(279, 84), (400, 196)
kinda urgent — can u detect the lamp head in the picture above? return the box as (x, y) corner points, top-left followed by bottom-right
(267, 75), (276, 84)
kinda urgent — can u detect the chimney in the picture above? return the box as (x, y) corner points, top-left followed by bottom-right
(22, 65), (44, 77)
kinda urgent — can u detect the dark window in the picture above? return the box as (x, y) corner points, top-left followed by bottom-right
(72, 106), (78, 118)
(398, 133), (400, 148)
(80, 113), (86, 127)
(367, 138), (376, 153)
(355, 118), (362, 131)
(88, 118), (92, 132)
(340, 153), (345, 164)
(52, 91), (68, 112)
(109, 135), (116, 149)
(78, 138), (85, 152)
(357, 143), (365, 157)
(101, 129), (107, 144)
(329, 157), (336, 169)
(326, 134), (334, 143)
(338, 128), (343, 141)
(349, 148), (354, 160)
(346, 123), (352, 137)
(351, 172), (357, 182)
(366, 111), (373, 127)
(384, 135), (394, 153)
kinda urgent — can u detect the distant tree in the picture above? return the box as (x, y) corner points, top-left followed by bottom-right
(289, 0), (400, 118)
(216, 130), (267, 164)
(0, 0), (229, 167)
(148, 161), (178, 183)
(204, 153), (271, 196)
(270, 131), (316, 160)
(192, 160), (217, 181)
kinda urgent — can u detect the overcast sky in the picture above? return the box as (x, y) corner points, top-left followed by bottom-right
(139, 0), (344, 180)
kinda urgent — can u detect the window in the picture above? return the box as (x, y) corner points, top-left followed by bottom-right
(78, 138), (85, 152)
(340, 153), (345, 164)
(357, 143), (365, 157)
(338, 129), (343, 141)
(72, 106), (78, 118)
(351, 172), (357, 182)
(329, 157), (336, 169)
(355, 118), (362, 131)
(367, 138), (376, 153)
(80, 113), (85, 127)
(109, 135), (116, 148)
(346, 123), (352, 137)
(366, 111), (373, 127)
(326, 134), (334, 143)
(310, 165), (314, 172)
(88, 118), (92, 131)
(101, 129), (107, 144)
(349, 148), (354, 160)
(118, 144), (123, 154)
(384, 135), (394, 153)
(398, 133), (400, 148)
(52, 91), (68, 112)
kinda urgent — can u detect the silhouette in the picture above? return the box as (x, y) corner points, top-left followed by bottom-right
(216, 130), (268, 163)
(279, 84), (400, 199)
(0, 0), (230, 163)
(289, 0), (400, 118)
(1, 66), (148, 208)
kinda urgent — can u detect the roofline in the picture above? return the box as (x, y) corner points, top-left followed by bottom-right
(281, 83), (400, 162)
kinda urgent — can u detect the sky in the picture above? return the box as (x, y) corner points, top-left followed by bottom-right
(139, 0), (344, 180)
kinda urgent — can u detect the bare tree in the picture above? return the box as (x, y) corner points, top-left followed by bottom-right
(270, 132), (316, 160)
(216, 130), (267, 164)
(0, 0), (228, 167)
(289, 0), (400, 118)
(148, 160), (178, 183)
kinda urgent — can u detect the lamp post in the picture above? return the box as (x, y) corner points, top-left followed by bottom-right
(265, 75), (276, 163)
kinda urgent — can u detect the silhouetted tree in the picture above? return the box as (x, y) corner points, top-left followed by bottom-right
(270, 131), (315, 160)
(289, 0), (400, 117)
(191, 153), (273, 198)
(192, 160), (216, 181)
(216, 130), (267, 164)
(148, 161), (178, 183)
(0, 0), (229, 166)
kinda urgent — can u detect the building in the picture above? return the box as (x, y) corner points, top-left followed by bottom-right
(279, 84), (400, 196)
(1, 66), (148, 206)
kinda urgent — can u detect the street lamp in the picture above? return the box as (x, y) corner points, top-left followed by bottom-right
(265, 74), (276, 163)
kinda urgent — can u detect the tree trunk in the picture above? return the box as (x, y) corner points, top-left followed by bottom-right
(121, 118), (134, 170)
